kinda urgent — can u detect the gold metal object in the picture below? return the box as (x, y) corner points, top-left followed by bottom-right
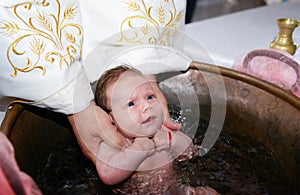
(270, 18), (299, 55)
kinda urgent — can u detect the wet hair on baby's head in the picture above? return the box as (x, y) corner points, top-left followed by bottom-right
(95, 65), (142, 113)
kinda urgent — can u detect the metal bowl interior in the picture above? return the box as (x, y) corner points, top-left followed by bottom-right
(161, 62), (300, 190)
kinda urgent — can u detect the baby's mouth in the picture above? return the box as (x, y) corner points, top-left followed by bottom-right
(142, 116), (154, 125)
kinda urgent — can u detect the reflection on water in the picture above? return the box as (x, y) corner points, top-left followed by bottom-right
(36, 105), (297, 195)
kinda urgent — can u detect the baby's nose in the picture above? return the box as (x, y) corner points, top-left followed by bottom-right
(142, 101), (152, 112)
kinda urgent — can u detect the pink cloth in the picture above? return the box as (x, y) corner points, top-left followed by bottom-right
(232, 48), (300, 98)
(0, 165), (15, 195)
(0, 132), (42, 195)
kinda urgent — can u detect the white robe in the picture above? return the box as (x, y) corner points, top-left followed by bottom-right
(0, 0), (191, 123)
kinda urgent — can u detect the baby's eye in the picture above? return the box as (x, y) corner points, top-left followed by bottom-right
(147, 95), (154, 100)
(128, 101), (135, 107)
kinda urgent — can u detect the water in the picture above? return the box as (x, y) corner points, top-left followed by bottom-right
(36, 106), (297, 195)
(36, 141), (110, 195)
(174, 125), (297, 194)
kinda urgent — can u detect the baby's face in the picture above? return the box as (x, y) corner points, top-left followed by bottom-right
(107, 71), (164, 138)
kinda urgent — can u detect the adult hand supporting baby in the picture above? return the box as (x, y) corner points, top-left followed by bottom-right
(68, 101), (127, 163)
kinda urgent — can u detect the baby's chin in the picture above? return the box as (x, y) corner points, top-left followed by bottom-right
(120, 119), (162, 138)
(126, 123), (158, 138)
(139, 125), (160, 137)
(120, 127), (157, 138)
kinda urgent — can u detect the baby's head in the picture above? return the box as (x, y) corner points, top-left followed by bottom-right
(95, 65), (132, 113)
(95, 65), (165, 138)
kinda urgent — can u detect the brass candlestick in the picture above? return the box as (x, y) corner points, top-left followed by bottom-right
(270, 18), (299, 55)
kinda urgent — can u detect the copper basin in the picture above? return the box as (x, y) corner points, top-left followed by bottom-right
(0, 61), (299, 192)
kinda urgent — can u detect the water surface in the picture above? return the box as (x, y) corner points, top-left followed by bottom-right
(36, 105), (296, 194)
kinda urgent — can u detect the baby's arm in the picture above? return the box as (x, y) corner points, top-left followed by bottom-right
(95, 137), (155, 185)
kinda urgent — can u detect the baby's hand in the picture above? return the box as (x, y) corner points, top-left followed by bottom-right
(131, 137), (155, 156)
(153, 130), (171, 151)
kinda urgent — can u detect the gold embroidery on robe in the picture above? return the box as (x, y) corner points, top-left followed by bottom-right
(0, 0), (82, 77)
(120, 0), (183, 46)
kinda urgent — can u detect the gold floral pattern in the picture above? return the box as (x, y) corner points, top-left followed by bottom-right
(119, 0), (183, 46)
(0, 0), (82, 77)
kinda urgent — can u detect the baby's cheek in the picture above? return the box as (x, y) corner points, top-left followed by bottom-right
(153, 104), (165, 122)
(128, 109), (141, 124)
